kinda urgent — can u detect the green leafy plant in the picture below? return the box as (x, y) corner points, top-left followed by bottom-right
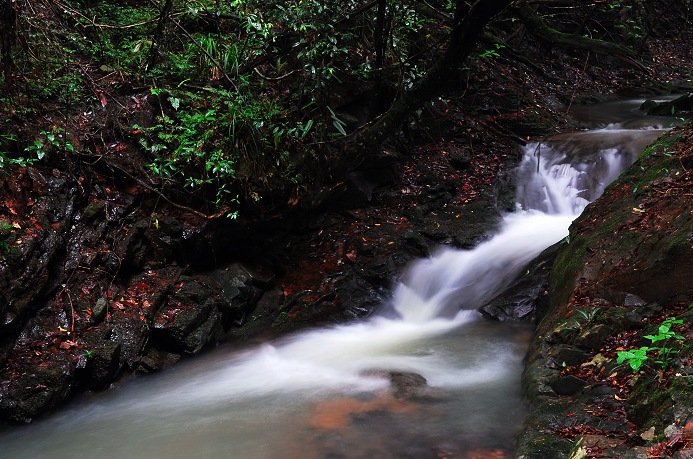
(617, 317), (685, 372)
(479, 43), (506, 59)
(1, 128), (74, 169)
(617, 346), (650, 372)
(0, 221), (14, 259)
(559, 307), (601, 332)
(327, 106), (348, 136)
(26, 128), (75, 158)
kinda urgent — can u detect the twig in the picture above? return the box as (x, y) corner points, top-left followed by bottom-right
(90, 152), (229, 219)
(253, 67), (298, 81)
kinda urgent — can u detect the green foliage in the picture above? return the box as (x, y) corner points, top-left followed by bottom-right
(0, 133), (19, 169)
(1, 127), (73, 170)
(134, 86), (288, 218)
(559, 307), (601, 332)
(479, 43), (506, 59)
(592, 0), (645, 43)
(71, 2), (159, 74)
(327, 107), (348, 137)
(0, 221), (13, 259)
(617, 346), (650, 372)
(617, 317), (686, 372)
(645, 318), (685, 344)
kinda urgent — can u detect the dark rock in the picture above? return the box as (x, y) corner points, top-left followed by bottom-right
(389, 372), (428, 399)
(91, 297), (108, 324)
(109, 316), (150, 369)
(322, 156), (396, 210)
(149, 275), (235, 353)
(574, 323), (610, 351)
(481, 243), (558, 321)
(80, 340), (122, 390)
(674, 448), (693, 459)
(181, 308), (223, 354)
(224, 287), (284, 342)
(207, 263), (269, 325)
(448, 153), (472, 171)
(548, 375), (586, 396)
(134, 348), (181, 374)
(644, 93), (693, 116)
(152, 301), (213, 354)
(554, 345), (592, 366)
(624, 293), (647, 307)
(0, 360), (75, 423)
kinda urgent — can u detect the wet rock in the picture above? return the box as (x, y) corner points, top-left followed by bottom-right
(224, 287), (284, 342)
(114, 219), (150, 273)
(548, 375), (586, 396)
(643, 93), (693, 116)
(134, 348), (181, 374)
(480, 243), (558, 321)
(0, 359), (75, 423)
(152, 301), (213, 354)
(554, 345), (592, 367)
(150, 276), (228, 354)
(109, 316), (150, 369)
(624, 293), (647, 307)
(577, 435), (648, 459)
(335, 275), (386, 321)
(91, 297), (108, 324)
(574, 324), (610, 351)
(674, 449), (693, 459)
(389, 372), (428, 399)
(181, 308), (223, 354)
(207, 263), (270, 326)
(448, 152), (472, 171)
(322, 156), (396, 210)
(522, 358), (558, 399)
(80, 340), (122, 390)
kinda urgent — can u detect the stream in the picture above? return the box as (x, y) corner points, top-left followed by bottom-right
(0, 99), (677, 458)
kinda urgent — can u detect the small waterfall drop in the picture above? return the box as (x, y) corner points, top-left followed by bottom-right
(0, 113), (670, 458)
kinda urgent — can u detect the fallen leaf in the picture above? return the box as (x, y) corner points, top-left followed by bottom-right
(59, 340), (78, 350)
(641, 426), (656, 441)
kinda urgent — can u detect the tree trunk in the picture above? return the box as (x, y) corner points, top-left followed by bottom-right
(146, 0), (174, 73)
(513, 0), (647, 70)
(331, 0), (513, 177)
(1, 0), (17, 88)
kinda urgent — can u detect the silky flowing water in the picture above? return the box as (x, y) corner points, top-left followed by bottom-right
(0, 99), (676, 458)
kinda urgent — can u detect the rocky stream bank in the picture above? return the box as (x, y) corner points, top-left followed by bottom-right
(516, 118), (693, 459)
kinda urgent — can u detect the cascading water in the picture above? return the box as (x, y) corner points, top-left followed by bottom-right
(0, 102), (672, 459)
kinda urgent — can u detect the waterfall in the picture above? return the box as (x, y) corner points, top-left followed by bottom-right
(0, 117), (669, 459)
(391, 125), (666, 323)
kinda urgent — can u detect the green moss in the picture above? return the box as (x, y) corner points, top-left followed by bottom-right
(547, 235), (590, 308)
(627, 377), (671, 428)
(621, 131), (685, 192)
